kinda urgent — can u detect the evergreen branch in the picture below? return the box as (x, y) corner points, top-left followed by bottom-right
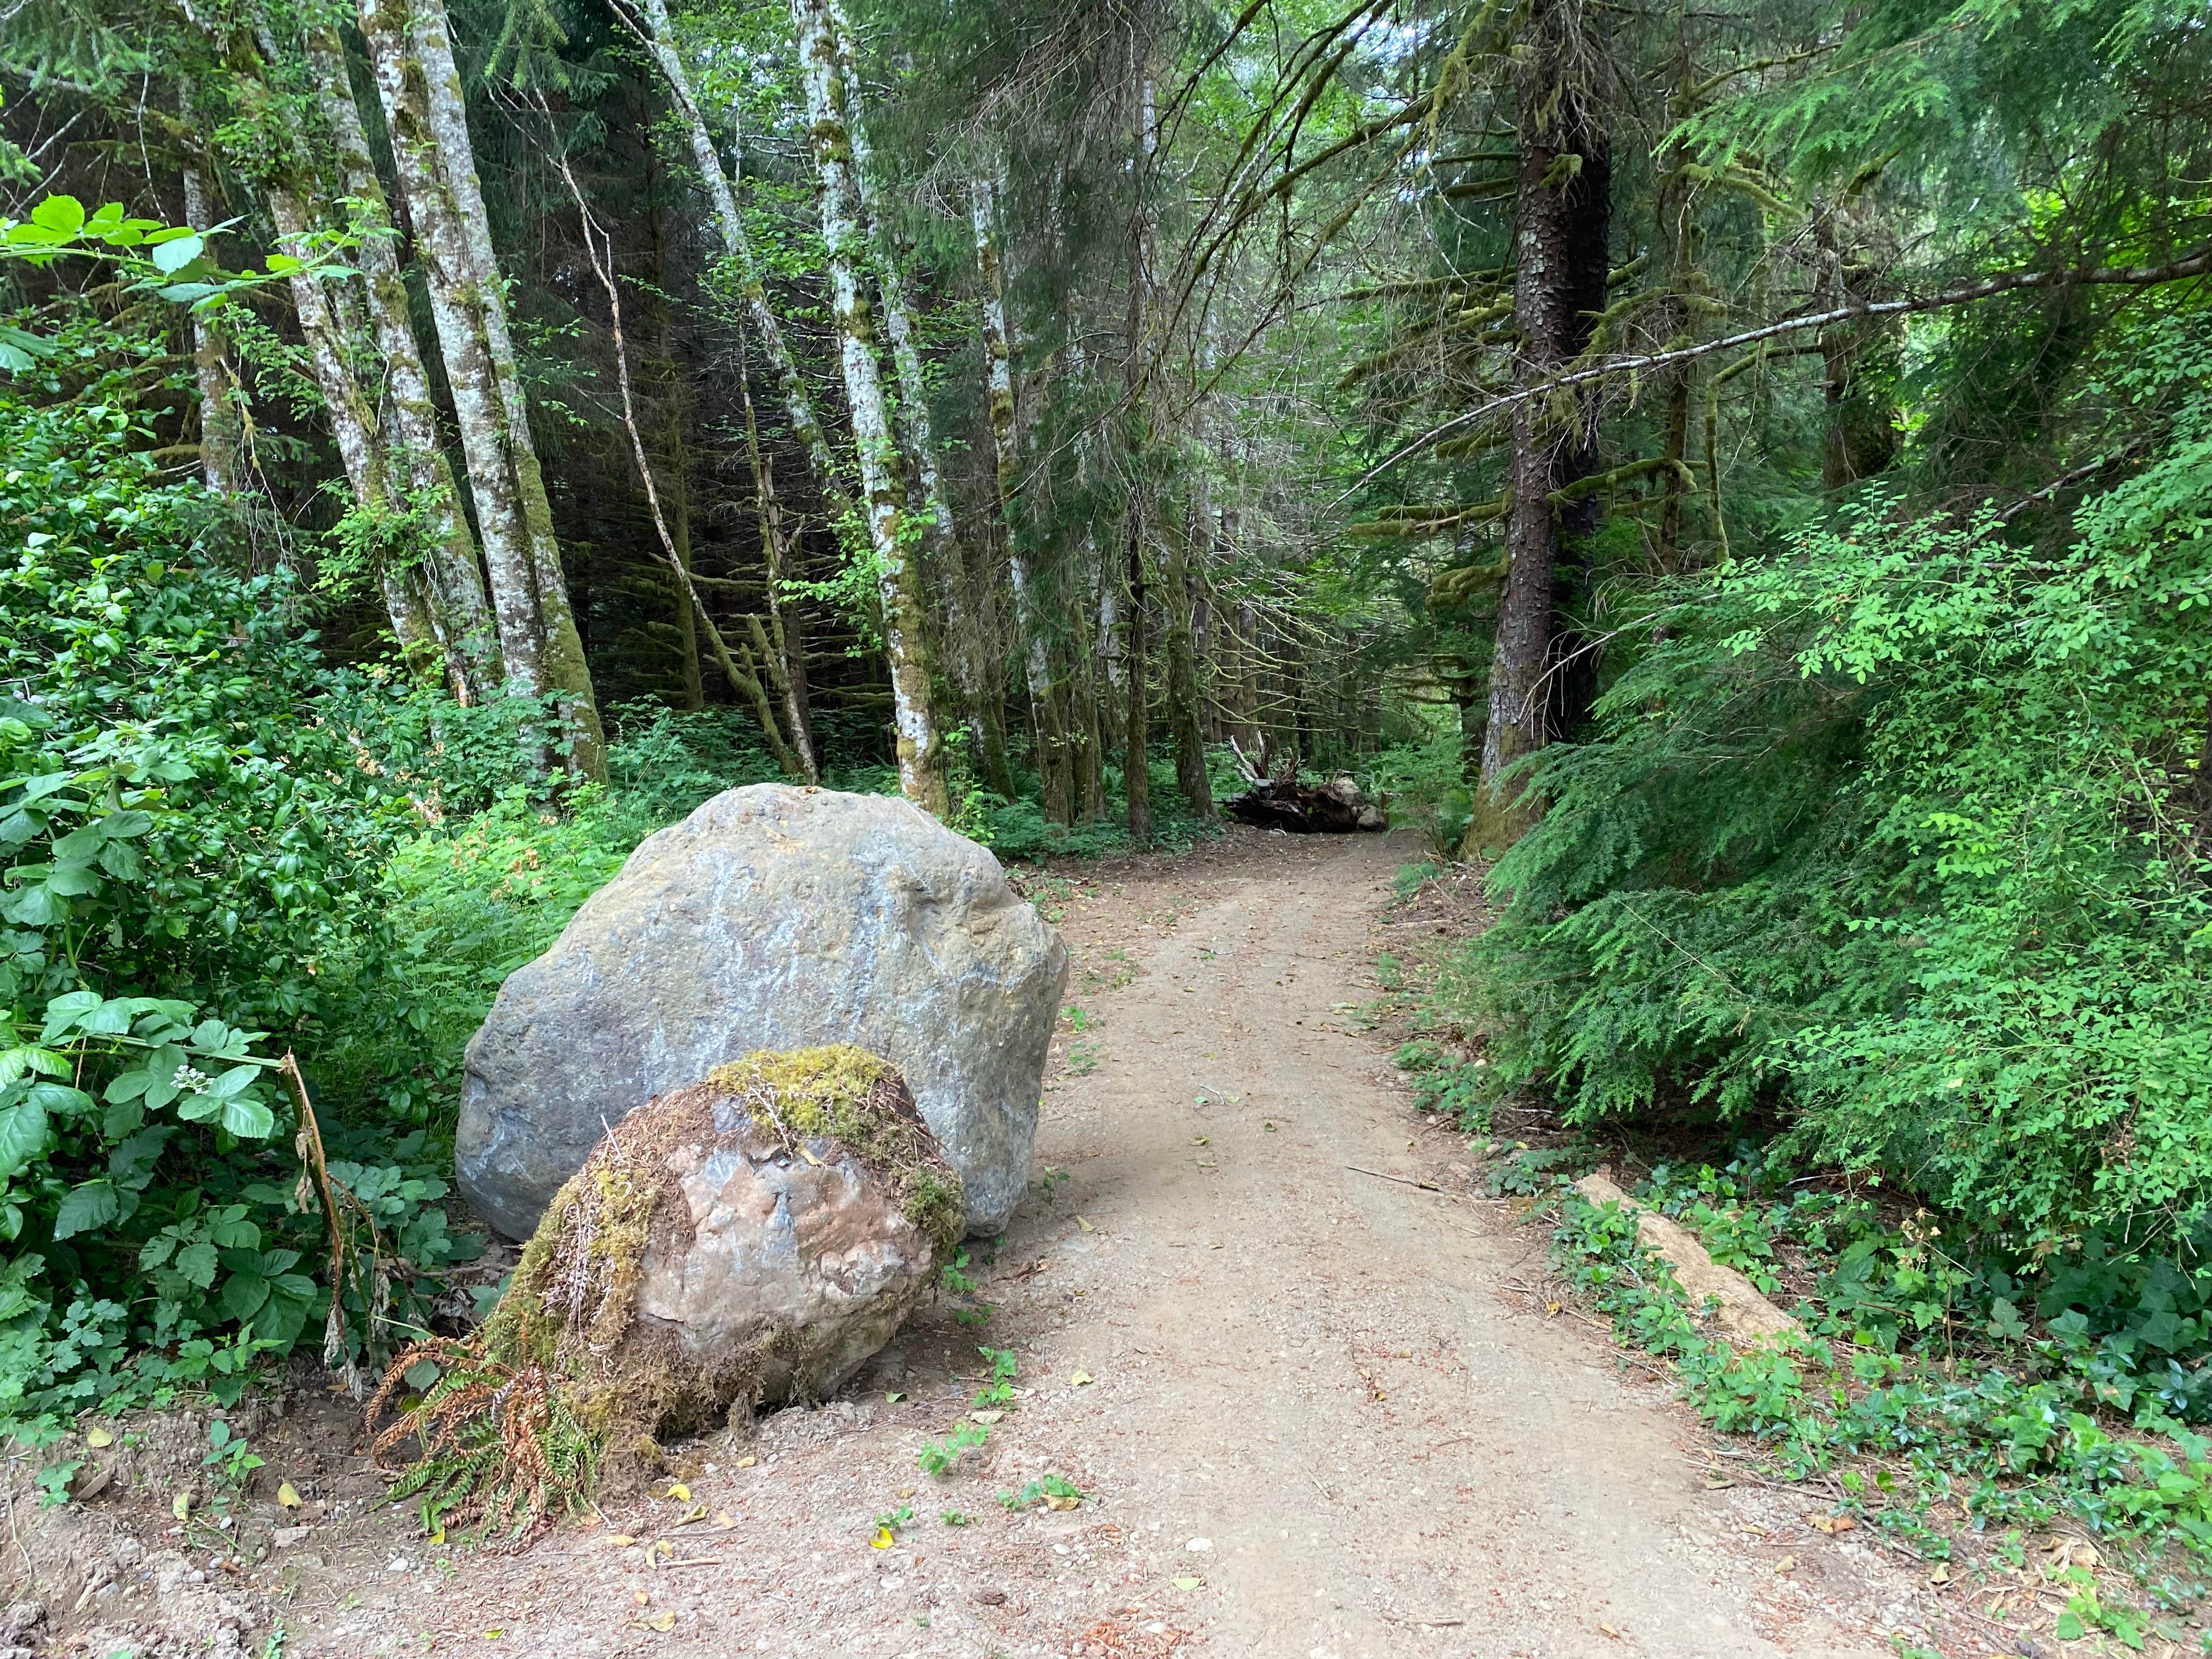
(1340, 244), (2212, 500)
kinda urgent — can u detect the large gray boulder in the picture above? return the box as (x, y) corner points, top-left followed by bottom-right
(456, 786), (1066, 1240)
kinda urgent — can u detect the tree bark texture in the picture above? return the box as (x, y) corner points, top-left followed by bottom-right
(1478, 0), (1611, 839)
(304, 22), (498, 702)
(633, 0), (857, 535)
(972, 165), (1070, 822)
(792, 0), (945, 814)
(357, 0), (605, 776)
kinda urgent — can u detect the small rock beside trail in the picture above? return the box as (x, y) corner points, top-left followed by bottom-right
(456, 784), (1066, 1240)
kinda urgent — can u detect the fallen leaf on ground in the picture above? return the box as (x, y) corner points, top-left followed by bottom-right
(635, 1611), (675, 1632)
(1928, 1562), (1951, 1585)
(483, 1630), (504, 1640)
(662, 1482), (691, 1502)
(276, 1482), (301, 1509)
(1773, 1555), (1796, 1573)
(1077, 1216), (1097, 1232)
(1598, 1624), (1621, 1639)
(675, 1503), (708, 1526)
(1808, 1514), (1855, 1534)
(172, 1493), (191, 1520)
(897, 1487), (917, 1499)
(886, 1391), (905, 1404)
(734, 1456), (758, 1469)
(971, 1409), (1006, 1425)
(1703, 1474), (1734, 1490)
(1043, 1493), (1080, 1511)
(607, 1534), (636, 1548)
(1192, 1137), (1209, 1147)
(631, 1592), (648, 1605)
(1070, 1370), (1093, 1386)
(86, 1426), (113, 1448)
(871, 1527), (895, 1549)
(714, 1513), (735, 1528)
(1172, 1577), (1203, 1591)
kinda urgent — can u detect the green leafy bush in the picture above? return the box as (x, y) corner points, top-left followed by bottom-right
(0, 329), (469, 1438)
(1465, 323), (2212, 1251)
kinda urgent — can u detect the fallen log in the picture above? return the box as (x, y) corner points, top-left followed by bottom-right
(1224, 772), (1387, 834)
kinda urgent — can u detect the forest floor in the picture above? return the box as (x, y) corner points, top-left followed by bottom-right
(12, 826), (1993, 1659)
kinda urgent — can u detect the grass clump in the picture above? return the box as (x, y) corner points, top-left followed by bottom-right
(368, 1045), (959, 1544)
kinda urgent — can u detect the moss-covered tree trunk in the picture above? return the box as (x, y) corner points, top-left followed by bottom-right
(304, 22), (498, 704)
(357, 0), (604, 775)
(792, 0), (945, 814)
(1160, 507), (1214, 819)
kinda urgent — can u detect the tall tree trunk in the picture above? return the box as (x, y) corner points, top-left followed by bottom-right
(1476, 0), (1611, 843)
(357, 0), (605, 776)
(1160, 508), (1214, 818)
(737, 334), (820, 782)
(631, 0), (856, 534)
(972, 164), (1070, 822)
(827, 10), (1011, 799)
(177, 133), (242, 500)
(1124, 527), (1152, 848)
(265, 180), (443, 680)
(792, 0), (945, 813)
(303, 22), (496, 703)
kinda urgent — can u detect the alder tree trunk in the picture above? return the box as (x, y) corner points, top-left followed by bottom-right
(177, 137), (242, 500)
(633, 0), (856, 537)
(304, 22), (498, 702)
(972, 165), (1070, 822)
(792, 0), (945, 814)
(1477, 0), (1611, 842)
(828, 12), (1012, 799)
(358, 0), (605, 776)
(1124, 525), (1152, 848)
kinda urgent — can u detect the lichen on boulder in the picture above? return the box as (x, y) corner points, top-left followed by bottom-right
(369, 1045), (958, 1539)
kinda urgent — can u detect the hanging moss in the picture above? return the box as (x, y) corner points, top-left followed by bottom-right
(368, 1045), (959, 1541)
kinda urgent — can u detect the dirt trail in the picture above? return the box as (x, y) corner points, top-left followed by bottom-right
(32, 828), (1951, 1659)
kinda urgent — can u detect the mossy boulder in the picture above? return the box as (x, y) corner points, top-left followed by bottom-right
(371, 1047), (957, 1525)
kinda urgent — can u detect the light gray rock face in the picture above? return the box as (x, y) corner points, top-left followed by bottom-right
(456, 786), (1066, 1240)
(632, 1070), (950, 1406)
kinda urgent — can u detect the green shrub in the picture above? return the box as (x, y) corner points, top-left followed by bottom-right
(0, 342), (470, 1436)
(1466, 320), (2212, 1251)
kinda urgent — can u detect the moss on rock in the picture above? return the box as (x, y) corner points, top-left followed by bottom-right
(369, 1045), (960, 1540)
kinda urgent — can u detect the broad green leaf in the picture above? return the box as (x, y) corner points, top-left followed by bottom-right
(44, 861), (102, 898)
(148, 234), (203, 274)
(24, 1083), (92, 1118)
(29, 195), (85, 234)
(220, 1272), (269, 1321)
(207, 1064), (262, 1099)
(218, 1094), (274, 1138)
(37, 990), (101, 1040)
(175, 1240), (219, 1288)
(1, 884), (60, 927)
(51, 1180), (120, 1240)
(0, 1097), (49, 1180)
(101, 810), (152, 838)
(104, 1066), (153, 1104)
(48, 823), (105, 858)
